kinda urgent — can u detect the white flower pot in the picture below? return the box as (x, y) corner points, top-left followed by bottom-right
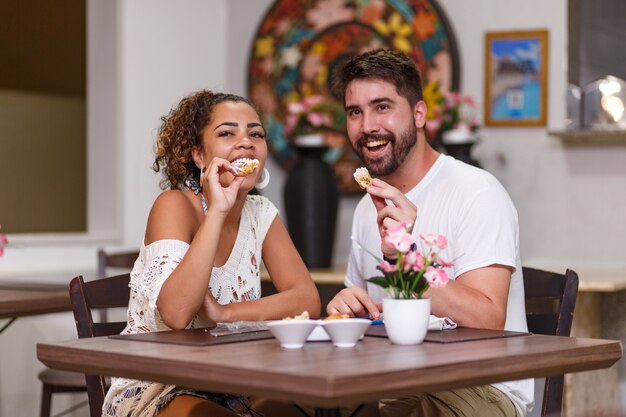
(383, 298), (431, 345)
(442, 128), (478, 145)
(294, 133), (325, 147)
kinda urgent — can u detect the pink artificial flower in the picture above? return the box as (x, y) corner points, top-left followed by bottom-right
(420, 234), (448, 250)
(287, 101), (305, 114)
(0, 225), (6, 257)
(307, 112), (326, 127)
(447, 92), (461, 106)
(464, 94), (478, 107)
(430, 252), (454, 268)
(302, 94), (325, 108)
(379, 260), (397, 273)
(426, 118), (441, 134)
(424, 266), (450, 288)
(454, 122), (471, 133)
(385, 223), (415, 253)
(284, 114), (298, 135)
(403, 250), (424, 272)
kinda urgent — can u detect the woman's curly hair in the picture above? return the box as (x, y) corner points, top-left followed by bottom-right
(153, 90), (254, 190)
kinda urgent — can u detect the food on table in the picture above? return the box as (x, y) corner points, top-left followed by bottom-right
(324, 313), (350, 320)
(283, 311), (310, 320)
(232, 158), (259, 177)
(353, 167), (373, 188)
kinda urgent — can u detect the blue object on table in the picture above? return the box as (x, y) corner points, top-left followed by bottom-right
(371, 319), (384, 325)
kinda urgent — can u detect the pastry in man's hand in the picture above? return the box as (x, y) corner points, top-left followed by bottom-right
(353, 167), (373, 188)
(232, 158), (259, 177)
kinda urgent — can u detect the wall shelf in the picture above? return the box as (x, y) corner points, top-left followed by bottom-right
(549, 130), (626, 145)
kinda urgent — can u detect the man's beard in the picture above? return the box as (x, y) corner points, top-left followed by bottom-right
(352, 123), (417, 177)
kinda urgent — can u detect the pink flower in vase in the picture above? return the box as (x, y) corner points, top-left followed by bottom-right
(385, 223), (415, 253)
(424, 266), (450, 288)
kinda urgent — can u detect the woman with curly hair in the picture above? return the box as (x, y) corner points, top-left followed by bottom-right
(103, 90), (320, 417)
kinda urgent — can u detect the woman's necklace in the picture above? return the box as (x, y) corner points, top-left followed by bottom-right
(201, 194), (208, 215)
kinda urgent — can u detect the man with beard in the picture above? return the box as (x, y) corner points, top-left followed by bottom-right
(326, 49), (533, 417)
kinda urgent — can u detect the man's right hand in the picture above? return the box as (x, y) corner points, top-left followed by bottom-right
(326, 287), (382, 319)
(366, 178), (417, 259)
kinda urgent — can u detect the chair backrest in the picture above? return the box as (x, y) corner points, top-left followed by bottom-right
(523, 267), (579, 417)
(69, 274), (131, 417)
(97, 249), (139, 278)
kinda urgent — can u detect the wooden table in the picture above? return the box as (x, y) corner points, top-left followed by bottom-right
(0, 282), (70, 327)
(37, 331), (622, 416)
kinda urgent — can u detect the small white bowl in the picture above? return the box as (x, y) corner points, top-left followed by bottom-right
(320, 318), (371, 347)
(266, 319), (319, 349)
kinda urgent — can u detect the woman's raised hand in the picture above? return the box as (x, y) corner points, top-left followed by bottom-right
(200, 157), (245, 217)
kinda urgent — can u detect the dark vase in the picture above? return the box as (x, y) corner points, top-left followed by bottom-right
(283, 141), (339, 268)
(443, 141), (481, 168)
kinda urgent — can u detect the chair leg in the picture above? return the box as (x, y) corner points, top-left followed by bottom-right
(40, 383), (53, 417)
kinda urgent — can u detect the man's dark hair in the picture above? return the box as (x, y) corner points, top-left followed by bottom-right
(332, 49), (424, 108)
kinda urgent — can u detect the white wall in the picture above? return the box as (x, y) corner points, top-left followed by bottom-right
(1, 1), (625, 416)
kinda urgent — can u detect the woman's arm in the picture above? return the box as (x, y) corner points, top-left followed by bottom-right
(199, 216), (321, 322)
(153, 157), (243, 330)
(144, 191), (224, 330)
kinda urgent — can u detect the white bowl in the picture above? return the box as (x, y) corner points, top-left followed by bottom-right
(320, 318), (371, 347)
(266, 319), (319, 349)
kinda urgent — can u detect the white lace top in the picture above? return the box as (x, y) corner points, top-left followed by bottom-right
(102, 195), (278, 417)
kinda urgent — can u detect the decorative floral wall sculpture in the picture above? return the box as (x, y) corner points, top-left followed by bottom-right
(248, 0), (459, 193)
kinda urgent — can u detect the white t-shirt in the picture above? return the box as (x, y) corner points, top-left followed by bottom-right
(346, 154), (533, 416)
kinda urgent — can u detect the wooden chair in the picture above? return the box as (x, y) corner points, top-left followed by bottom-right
(37, 249), (137, 417)
(523, 267), (579, 417)
(69, 273), (131, 417)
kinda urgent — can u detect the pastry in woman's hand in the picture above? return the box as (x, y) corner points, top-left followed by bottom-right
(231, 158), (259, 177)
(353, 167), (373, 188)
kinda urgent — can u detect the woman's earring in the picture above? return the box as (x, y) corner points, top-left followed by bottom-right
(255, 168), (270, 190)
(199, 167), (205, 189)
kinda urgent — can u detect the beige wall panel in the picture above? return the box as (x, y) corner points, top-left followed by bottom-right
(0, 90), (86, 233)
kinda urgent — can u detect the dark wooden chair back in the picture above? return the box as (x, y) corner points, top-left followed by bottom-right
(38, 250), (138, 417)
(69, 274), (131, 417)
(523, 267), (579, 417)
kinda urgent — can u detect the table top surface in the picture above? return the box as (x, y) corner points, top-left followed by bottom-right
(37, 330), (622, 406)
(0, 282), (71, 319)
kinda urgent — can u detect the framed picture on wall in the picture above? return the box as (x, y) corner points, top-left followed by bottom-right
(484, 30), (548, 126)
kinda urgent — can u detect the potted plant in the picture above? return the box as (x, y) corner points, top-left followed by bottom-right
(282, 95), (345, 268)
(284, 94), (346, 146)
(356, 223), (451, 344)
(423, 81), (481, 166)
